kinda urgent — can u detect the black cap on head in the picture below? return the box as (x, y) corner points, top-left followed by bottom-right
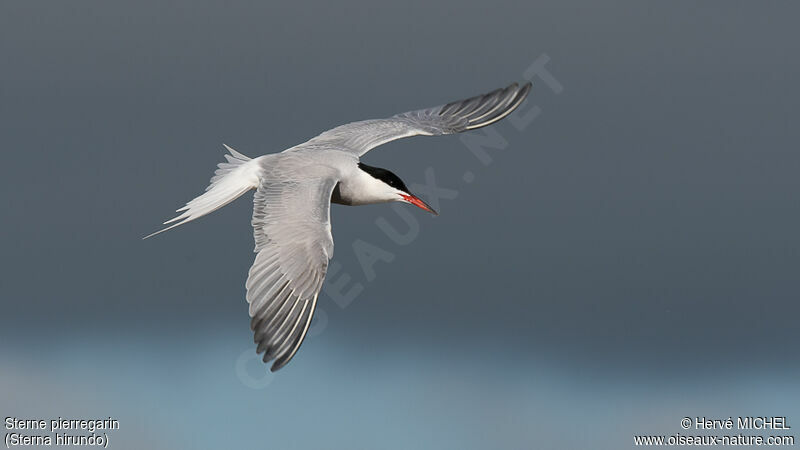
(358, 162), (410, 193)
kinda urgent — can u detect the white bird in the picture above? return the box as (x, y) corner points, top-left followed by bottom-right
(146, 82), (532, 371)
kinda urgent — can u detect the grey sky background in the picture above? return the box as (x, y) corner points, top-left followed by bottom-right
(2, 1), (799, 448)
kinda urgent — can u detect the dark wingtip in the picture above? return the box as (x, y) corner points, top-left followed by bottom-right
(519, 81), (533, 98)
(270, 357), (289, 372)
(507, 81), (532, 111)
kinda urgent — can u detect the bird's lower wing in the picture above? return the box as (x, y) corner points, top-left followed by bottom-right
(302, 81), (531, 156)
(246, 172), (338, 371)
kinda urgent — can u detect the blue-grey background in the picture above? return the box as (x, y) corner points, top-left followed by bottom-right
(2, 1), (798, 448)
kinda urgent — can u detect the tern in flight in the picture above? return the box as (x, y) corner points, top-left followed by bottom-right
(146, 82), (532, 370)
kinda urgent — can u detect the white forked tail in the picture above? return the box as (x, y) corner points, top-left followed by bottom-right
(143, 145), (261, 239)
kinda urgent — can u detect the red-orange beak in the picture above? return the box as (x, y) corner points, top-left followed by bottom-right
(400, 193), (439, 215)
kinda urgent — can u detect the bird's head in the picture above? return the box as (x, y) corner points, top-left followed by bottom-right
(358, 163), (438, 215)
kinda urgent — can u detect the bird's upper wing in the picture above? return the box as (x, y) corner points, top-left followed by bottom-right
(304, 82), (531, 156)
(246, 165), (339, 371)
